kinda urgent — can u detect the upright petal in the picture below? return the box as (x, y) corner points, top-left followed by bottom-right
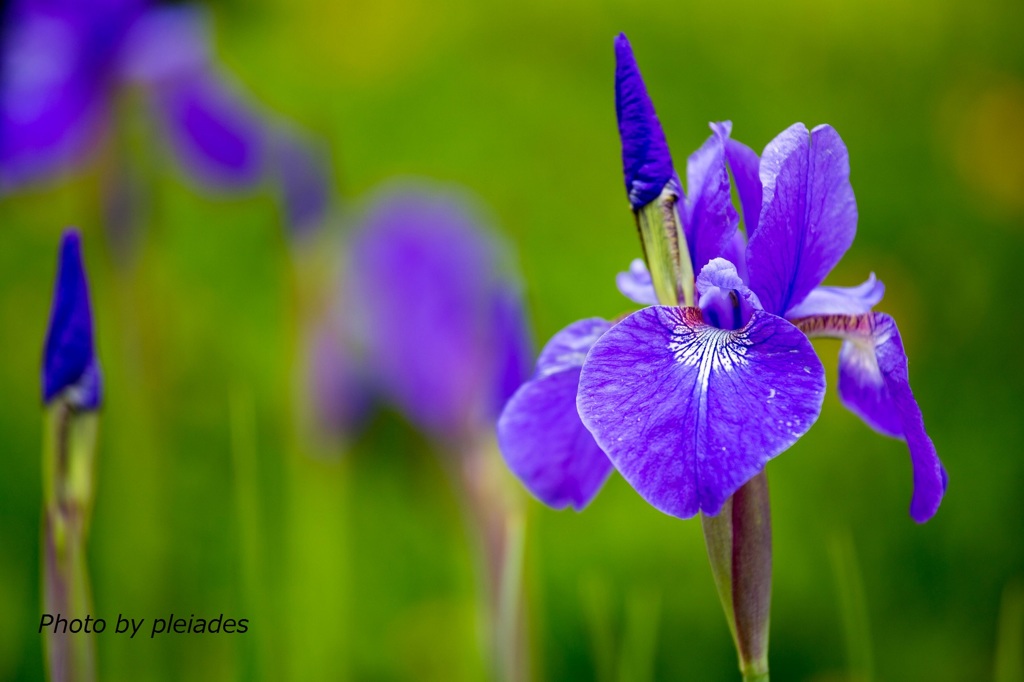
(794, 313), (947, 522)
(43, 229), (102, 410)
(722, 228), (749, 283)
(614, 34), (676, 209)
(577, 306), (825, 518)
(757, 123), (806, 207)
(683, 121), (740, 273)
(724, 136), (762, 237)
(747, 123), (858, 316)
(616, 258), (658, 306)
(784, 273), (884, 318)
(497, 319), (613, 510)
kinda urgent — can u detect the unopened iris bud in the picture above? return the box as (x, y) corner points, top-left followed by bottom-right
(43, 230), (102, 411)
(615, 33), (675, 209)
(614, 34), (694, 306)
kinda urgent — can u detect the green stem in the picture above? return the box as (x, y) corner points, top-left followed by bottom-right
(457, 437), (528, 682)
(828, 531), (873, 682)
(701, 472), (772, 682)
(228, 388), (270, 682)
(283, 239), (352, 681)
(42, 402), (98, 682)
(496, 511), (526, 682)
(993, 579), (1024, 682)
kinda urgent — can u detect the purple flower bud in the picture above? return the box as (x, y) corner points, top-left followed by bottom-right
(42, 229), (101, 410)
(614, 33), (676, 209)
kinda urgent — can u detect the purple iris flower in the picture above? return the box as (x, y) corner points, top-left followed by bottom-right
(0, 0), (331, 236)
(43, 229), (101, 411)
(346, 182), (532, 444)
(498, 34), (946, 523)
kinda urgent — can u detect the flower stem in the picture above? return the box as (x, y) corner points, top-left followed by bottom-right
(42, 402), (98, 682)
(701, 471), (772, 682)
(828, 530), (874, 682)
(457, 436), (529, 682)
(228, 388), (273, 682)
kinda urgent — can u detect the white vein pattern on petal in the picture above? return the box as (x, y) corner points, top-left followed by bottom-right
(668, 321), (752, 371)
(666, 317), (754, 500)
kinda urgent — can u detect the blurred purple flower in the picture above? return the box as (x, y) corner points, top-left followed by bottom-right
(43, 229), (101, 410)
(498, 35), (946, 523)
(346, 182), (532, 444)
(0, 0), (331, 236)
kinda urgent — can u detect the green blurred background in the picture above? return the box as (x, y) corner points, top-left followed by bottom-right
(2, 0), (1023, 679)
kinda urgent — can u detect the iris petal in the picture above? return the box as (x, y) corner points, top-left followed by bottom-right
(615, 258), (658, 306)
(794, 313), (947, 522)
(838, 334), (904, 438)
(724, 136), (762, 236)
(695, 258), (762, 331)
(785, 273), (884, 318)
(498, 319), (613, 510)
(577, 306), (825, 518)
(683, 121), (740, 274)
(535, 317), (613, 377)
(721, 228), (749, 283)
(747, 123), (858, 316)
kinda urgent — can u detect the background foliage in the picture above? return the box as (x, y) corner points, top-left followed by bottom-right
(2, 0), (1023, 679)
